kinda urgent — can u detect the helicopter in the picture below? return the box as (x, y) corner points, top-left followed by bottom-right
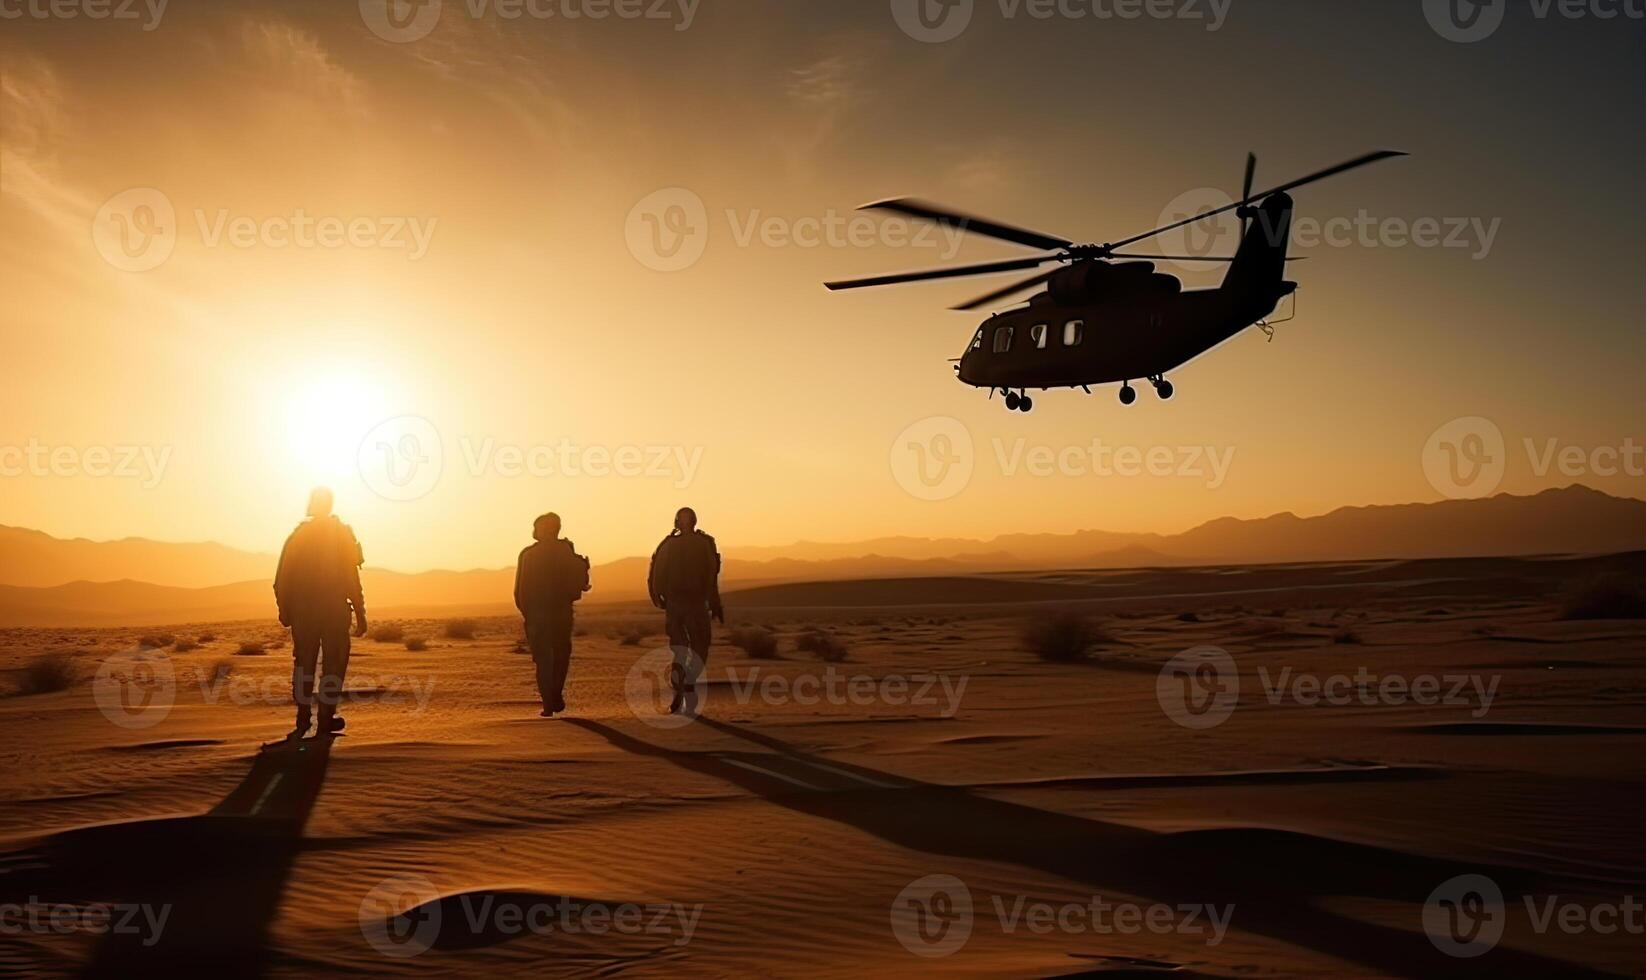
(825, 150), (1407, 411)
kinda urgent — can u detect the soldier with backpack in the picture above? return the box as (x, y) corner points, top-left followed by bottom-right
(648, 506), (723, 714)
(514, 512), (590, 717)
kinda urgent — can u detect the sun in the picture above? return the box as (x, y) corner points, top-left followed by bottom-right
(283, 371), (393, 484)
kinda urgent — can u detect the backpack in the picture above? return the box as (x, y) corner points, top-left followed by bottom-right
(561, 544), (591, 602)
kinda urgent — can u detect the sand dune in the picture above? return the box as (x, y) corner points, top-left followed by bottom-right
(2, 553), (1643, 976)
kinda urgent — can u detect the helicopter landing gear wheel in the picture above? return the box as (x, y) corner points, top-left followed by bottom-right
(1119, 384), (1137, 406)
(1149, 376), (1174, 400)
(1019, 394), (1034, 413)
(1004, 391), (1020, 411)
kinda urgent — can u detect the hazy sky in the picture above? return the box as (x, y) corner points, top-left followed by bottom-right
(3, 0), (1643, 572)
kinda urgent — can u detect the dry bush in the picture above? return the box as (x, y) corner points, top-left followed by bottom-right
(172, 638), (199, 652)
(1022, 613), (1113, 663)
(370, 623), (406, 643)
(726, 626), (779, 659)
(796, 629), (848, 662)
(1559, 578), (1646, 621)
(18, 652), (79, 695)
(197, 632), (217, 643)
(620, 631), (648, 647)
(1332, 628), (1364, 645)
(138, 634), (175, 650)
(404, 636), (429, 652)
(235, 641), (265, 656)
(444, 618), (479, 640)
(1176, 611), (1201, 623)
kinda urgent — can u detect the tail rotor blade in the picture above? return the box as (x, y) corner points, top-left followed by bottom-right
(1241, 152), (1256, 233)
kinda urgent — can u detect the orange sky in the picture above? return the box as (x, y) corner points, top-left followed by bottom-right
(2, 2), (1642, 571)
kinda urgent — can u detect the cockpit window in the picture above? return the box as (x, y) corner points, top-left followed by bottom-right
(971, 328), (983, 350)
(1063, 320), (1084, 346)
(1030, 323), (1047, 349)
(992, 326), (1014, 353)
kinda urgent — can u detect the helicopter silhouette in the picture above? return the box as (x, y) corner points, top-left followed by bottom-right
(826, 151), (1407, 411)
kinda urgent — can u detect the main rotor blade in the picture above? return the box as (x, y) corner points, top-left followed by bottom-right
(1108, 252), (1309, 263)
(1242, 152), (1257, 201)
(859, 198), (1073, 251)
(950, 269), (1061, 310)
(824, 255), (1058, 291)
(1106, 150), (1408, 253)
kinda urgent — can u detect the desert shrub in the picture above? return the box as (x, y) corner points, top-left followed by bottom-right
(444, 618), (479, 640)
(796, 629), (849, 662)
(138, 634), (175, 650)
(1332, 628), (1364, 645)
(1022, 613), (1113, 663)
(404, 636), (429, 652)
(172, 638), (199, 652)
(19, 652), (79, 695)
(1558, 578), (1646, 621)
(197, 632), (216, 643)
(1176, 611), (1201, 623)
(265, 637), (286, 649)
(370, 623), (406, 643)
(235, 641), (265, 656)
(726, 626), (779, 659)
(620, 631), (648, 647)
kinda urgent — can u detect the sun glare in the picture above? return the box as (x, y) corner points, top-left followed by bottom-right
(284, 372), (392, 485)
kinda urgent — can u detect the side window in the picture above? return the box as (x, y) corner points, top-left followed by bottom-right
(1063, 320), (1084, 346)
(992, 326), (1014, 353)
(1030, 323), (1047, 349)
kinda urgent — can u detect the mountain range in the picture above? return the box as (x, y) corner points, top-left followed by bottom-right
(2, 485), (1642, 626)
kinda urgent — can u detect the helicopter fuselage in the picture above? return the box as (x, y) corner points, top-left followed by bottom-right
(956, 278), (1292, 390)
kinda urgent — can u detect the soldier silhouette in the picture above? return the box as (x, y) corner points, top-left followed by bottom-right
(273, 487), (366, 739)
(648, 507), (723, 714)
(515, 512), (590, 717)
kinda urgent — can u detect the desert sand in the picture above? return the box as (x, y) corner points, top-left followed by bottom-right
(2, 554), (1643, 977)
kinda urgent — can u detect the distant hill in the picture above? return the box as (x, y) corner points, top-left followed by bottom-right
(2, 486), (1643, 626)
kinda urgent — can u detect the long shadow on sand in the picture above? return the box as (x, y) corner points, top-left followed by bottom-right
(0, 738), (333, 978)
(561, 716), (1620, 979)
